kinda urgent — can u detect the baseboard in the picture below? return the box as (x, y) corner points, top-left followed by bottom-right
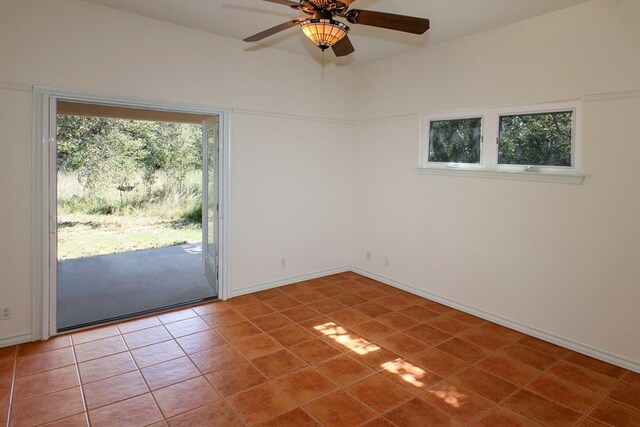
(0, 332), (32, 348)
(231, 265), (351, 298)
(351, 267), (640, 374)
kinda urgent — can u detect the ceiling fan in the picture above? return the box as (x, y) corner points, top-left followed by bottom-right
(244, 0), (430, 57)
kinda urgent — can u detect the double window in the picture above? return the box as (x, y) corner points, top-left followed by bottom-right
(421, 102), (580, 177)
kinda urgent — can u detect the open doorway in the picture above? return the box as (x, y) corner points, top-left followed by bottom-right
(51, 100), (223, 331)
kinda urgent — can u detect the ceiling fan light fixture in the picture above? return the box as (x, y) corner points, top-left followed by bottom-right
(299, 18), (350, 51)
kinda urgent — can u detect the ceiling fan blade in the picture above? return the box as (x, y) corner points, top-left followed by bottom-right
(244, 19), (304, 42)
(347, 10), (429, 35)
(262, 0), (300, 6)
(332, 35), (355, 57)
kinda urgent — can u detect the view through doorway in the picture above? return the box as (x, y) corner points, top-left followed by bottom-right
(54, 101), (221, 331)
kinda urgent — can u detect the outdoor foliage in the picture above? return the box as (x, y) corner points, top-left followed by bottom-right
(429, 118), (482, 163)
(498, 111), (573, 166)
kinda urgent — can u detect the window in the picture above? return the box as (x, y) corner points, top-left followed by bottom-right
(419, 102), (582, 183)
(498, 111), (573, 167)
(428, 117), (482, 164)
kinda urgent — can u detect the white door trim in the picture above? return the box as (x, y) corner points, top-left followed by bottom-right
(33, 87), (232, 339)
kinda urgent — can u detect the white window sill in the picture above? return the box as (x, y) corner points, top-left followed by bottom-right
(415, 167), (585, 185)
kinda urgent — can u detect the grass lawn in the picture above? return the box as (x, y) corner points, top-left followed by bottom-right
(58, 212), (201, 260)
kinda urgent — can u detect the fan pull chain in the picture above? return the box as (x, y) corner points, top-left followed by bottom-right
(321, 50), (325, 80)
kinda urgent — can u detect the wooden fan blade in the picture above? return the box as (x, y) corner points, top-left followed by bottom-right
(347, 10), (429, 35)
(332, 35), (355, 57)
(262, 0), (299, 6)
(244, 19), (303, 42)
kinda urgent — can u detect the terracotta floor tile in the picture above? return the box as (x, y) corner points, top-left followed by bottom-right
(297, 316), (336, 337)
(153, 376), (220, 418)
(289, 289), (326, 304)
(354, 287), (389, 300)
(216, 320), (263, 342)
(404, 324), (452, 346)
(10, 386), (84, 427)
(157, 308), (198, 324)
(18, 335), (72, 356)
(378, 358), (443, 394)
(176, 329), (226, 354)
(565, 352), (627, 379)
(362, 417), (395, 427)
(349, 343), (402, 372)
(267, 325), (315, 347)
(257, 408), (320, 427)
(289, 339), (341, 365)
(304, 298), (346, 315)
(226, 294), (261, 307)
(276, 367), (336, 404)
(252, 288), (285, 301)
(410, 348), (470, 378)
(518, 336), (570, 358)
(233, 301), (275, 319)
(78, 351), (137, 384)
(206, 361), (267, 397)
(329, 309), (372, 326)
(353, 302), (392, 318)
(421, 300), (455, 314)
(375, 295), (415, 311)
(13, 365), (80, 402)
(0, 346), (16, 362)
(449, 367), (518, 403)
(472, 407), (539, 426)
(164, 316), (211, 338)
(141, 356), (201, 390)
(280, 306), (322, 323)
(192, 301), (231, 316)
(476, 354), (541, 387)
(460, 325), (521, 351)
(346, 373), (413, 413)
(321, 273), (353, 284)
(316, 284), (347, 297)
(317, 354), (374, 386)
(422, 381), (494, 423)
(426, 316), (474, 335)
(377, 333), (428, 357)
(447, 311), (487, 327)
(526, 373), (599, 413)
(0, 405), (8, 427)
(122, 325), (172, 349)
(590, 398), (640, 426)
(548, 360), (617, 394)
(577, 417), (611, 426)
(437, 337), (488, 364)
(502, 389), (582, 426)
(621, 370), (640, 387)
(83, 370), (149, 409)
(252, 349), (308, 379)
(71, 325), (119, 345)
(167, 401), (243, 427)
(263, 296), (302, 311)
(332, 292), (368, 306)
(385, 397), (462, 427)
(200, 309), (245, 328)
(131, 340), (185, 368)
(350, 320), (396, 341)
(375, 312), (419, 331)
(304, 391), (376, 426)
(39, 412), (89, 427)
(608, 381), (640, 410)
(88, 393), (163, 427)
(232, 333), (282, 360)
(74, 335), (127, 363)
(501, 342), (557, 370)
(15, 346), (76, 377)
(116, 316), (161, 334)
(251, 312), (294, 332)
(398, 305), (440, 322)
(189, 344), (241, 374)
(227, 382), (297, 425)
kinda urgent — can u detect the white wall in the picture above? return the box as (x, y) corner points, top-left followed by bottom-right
(0, 0), (353, 343)
(352, 0), (640, 366)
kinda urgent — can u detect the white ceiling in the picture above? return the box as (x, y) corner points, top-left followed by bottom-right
(83, 0), (589, 65)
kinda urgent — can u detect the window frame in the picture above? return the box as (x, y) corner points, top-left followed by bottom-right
(419, 101), (583, 183)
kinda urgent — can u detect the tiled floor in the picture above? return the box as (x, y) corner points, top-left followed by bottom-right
(1, 272), (639, 426)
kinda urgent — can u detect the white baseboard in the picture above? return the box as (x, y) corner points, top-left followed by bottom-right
(231, 265), (350, 298)
(0, 332), (32, 348)
(351, 267), (640, 374)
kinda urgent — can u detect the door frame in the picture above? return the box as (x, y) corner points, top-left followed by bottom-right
(33, 87), (232, 339)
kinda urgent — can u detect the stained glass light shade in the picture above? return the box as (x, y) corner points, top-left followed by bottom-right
(299, 18), (350, 50)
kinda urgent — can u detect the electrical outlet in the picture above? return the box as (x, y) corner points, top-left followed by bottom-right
(366, 250), (371, 260)
(0, 306), (11, 320)
(281, 259), (286, 268)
